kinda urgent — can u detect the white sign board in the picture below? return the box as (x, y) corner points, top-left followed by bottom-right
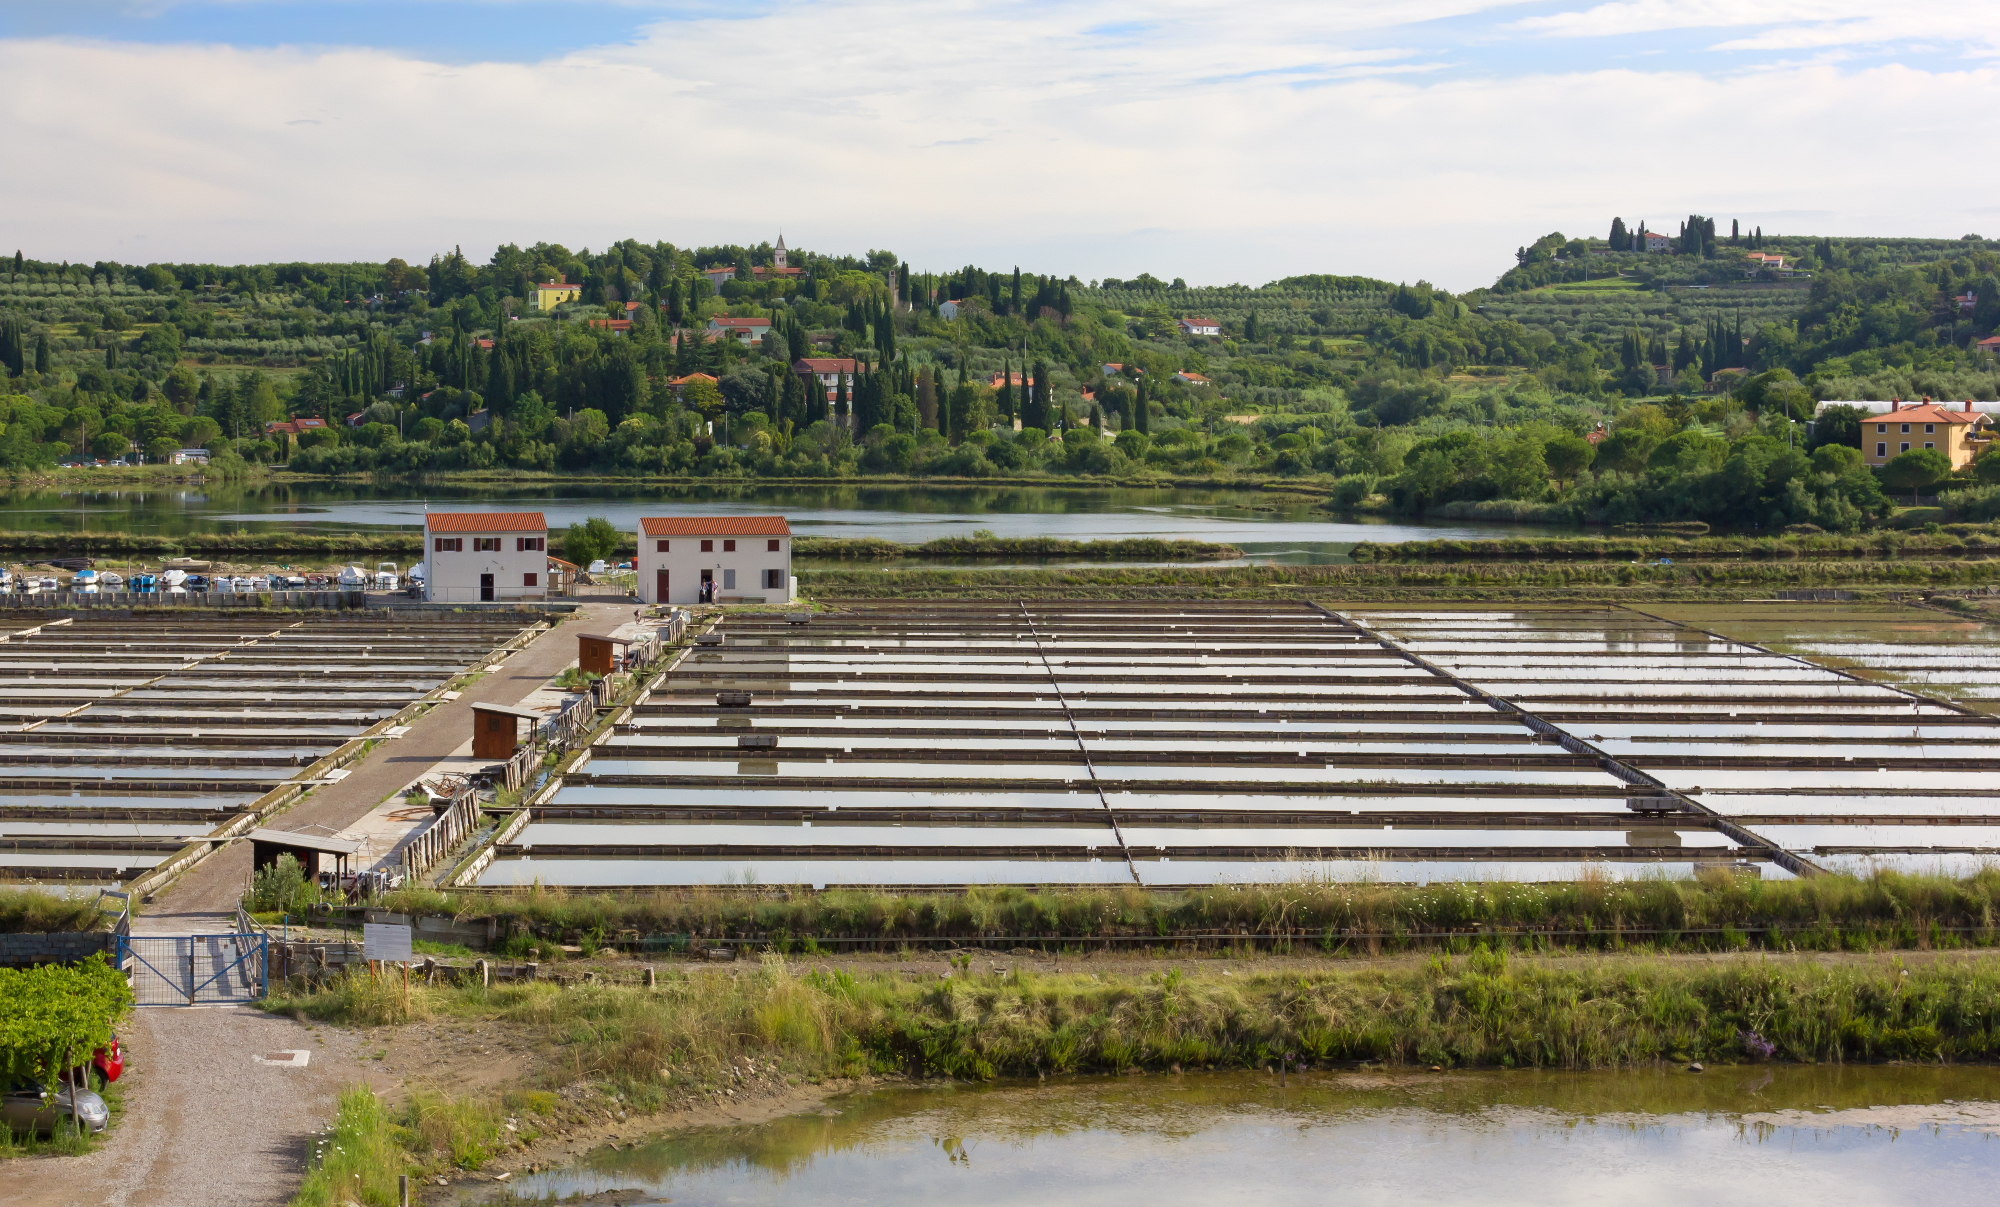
(362, 922), (412, 963)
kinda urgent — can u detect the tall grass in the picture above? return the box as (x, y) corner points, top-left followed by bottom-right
(292, 1087), (406, 1207)
(795, 557), (2000, 598)
(0, 887), (107, 934)
(380, 870), (2000, 954)
(269, 951), (2000, 1082)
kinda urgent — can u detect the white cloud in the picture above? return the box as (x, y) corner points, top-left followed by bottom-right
(0, 3), (1995, 290)
(1514, 0), (2000, 55)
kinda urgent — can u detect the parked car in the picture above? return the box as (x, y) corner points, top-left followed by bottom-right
(1, 1082), (109, 1135)
(588, 559), (608, 574)
(184, 574), (209, 591)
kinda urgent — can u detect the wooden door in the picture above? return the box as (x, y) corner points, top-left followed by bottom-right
(656, 568), (669, 603)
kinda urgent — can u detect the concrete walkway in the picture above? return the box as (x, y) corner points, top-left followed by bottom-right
(139, 599), (637, 931)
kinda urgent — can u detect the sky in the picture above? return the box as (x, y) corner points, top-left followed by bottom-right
(0, 1), (1993, 291)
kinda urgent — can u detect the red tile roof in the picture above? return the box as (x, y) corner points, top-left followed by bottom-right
(639, 515), (792, 537)
(1882, 403), (1985, 425)
(588, 319), (633, 330)
(425, 511), (548, 533)
(794, 358), (857, 373)
(709, 316), (772, 328)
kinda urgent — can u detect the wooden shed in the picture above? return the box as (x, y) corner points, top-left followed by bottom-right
(471, 702), (546, 760)
(577, 633), (634, 676)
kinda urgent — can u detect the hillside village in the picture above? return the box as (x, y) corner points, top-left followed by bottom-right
(3, 221), (2000, 530)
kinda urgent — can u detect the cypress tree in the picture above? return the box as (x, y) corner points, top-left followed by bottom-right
(999, 360), (1014, 421)
(105, 342), (118, 371)
(1730, 219), (1740, 244)
(34, 332), (49, 374)
(1134, 378), (1149, 433)
(1011, 267), (1021, 316)
(1609, 217), (1627, 251)
(836, 370), (849, 427)
(11, 251), (20, 276)
(1032, 361), (1050, 430)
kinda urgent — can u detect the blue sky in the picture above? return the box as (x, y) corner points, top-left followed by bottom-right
(0, 1), (1991, 288)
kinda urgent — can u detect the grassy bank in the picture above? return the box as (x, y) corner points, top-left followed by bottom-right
(383, 871), (2000, 956)
(794, 535), (1242, 561)
(1352, 525), (2000, 564)
(269, 951), (2000, 1091)
(0, 888), (106, 933)
(796, 558), (2000, 598)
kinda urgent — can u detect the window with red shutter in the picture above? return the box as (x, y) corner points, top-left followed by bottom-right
(767, 539), (780, 552)
(657, 539), (669, 552)
(724, 539), (736, 552)
(701, 539), (713, 552)
(524, 572), (538, 587)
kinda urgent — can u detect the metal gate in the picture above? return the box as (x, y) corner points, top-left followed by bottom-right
(117, 934), (268, 1006)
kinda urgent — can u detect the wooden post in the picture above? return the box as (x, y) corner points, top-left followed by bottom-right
(476, 958), (489, 988)
(399, 1174), (409, 1207)
(644, 967), (656, 990)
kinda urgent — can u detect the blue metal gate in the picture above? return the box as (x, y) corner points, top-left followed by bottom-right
(117, 934), (267, 1006)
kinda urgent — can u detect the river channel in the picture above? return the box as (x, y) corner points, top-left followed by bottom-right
(0, 482), (1565, 563)
(489, 1065), (2000, 1206)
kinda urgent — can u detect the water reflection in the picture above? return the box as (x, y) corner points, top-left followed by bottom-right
(0, 481), (1567, 561)
(494, 1066), (2000, 1206)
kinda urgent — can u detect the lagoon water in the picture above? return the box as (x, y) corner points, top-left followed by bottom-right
(497, 1066), (2000, 1206)
(0, 482), (1565, 563)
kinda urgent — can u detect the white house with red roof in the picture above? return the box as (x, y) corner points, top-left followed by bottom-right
(637, 515), (794, 605)
(1177, 316), (1221, 337)
(707, 315), (773, 345)
(1641, 230), (1672, 252)
(793, 357), (857, 402)
(423, 511), (549, 603)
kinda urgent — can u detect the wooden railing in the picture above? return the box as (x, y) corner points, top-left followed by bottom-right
(401, 782), (481, 883)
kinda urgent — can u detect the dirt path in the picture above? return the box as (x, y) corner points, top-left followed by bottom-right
(0, 1008), (388, 1207)
(143, 600), (637, 929)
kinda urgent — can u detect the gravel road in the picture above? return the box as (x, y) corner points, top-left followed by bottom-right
(0, 1008), (385, 1207)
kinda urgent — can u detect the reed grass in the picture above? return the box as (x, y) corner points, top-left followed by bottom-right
(291, 1086), (408, 1207)
(0, 887), (107, 934)
(795, 536), (1242, 561)
(269, 951), (2000, 1087)
(380, 870), (2000, 954)
(793, 557), (2000, 597)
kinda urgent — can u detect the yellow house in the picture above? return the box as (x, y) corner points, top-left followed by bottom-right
(1862, 401), (1993, 470)
(532, 277), (582, 311)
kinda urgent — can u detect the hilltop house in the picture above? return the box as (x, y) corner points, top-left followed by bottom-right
(533, 277), (582, 310)
(793, 357), (857, 403)
(424, 512), (549, 604)
(587, 319), (633, 334)
(708, 316), (773, 345)
(1177, 316), (1221, 337)
(637, 515), (794, 605)
(1976, 335), (2000, 355)
(666, 373), (719, 403)
(1174, 370), (1212, 386)
(1642, 231), (1672, 252)
(1864, 400), (1993, 470)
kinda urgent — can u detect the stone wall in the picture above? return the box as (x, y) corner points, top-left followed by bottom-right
(0, 931), (118, 967)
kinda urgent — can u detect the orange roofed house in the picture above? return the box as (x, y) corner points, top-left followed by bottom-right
(636, 515), (793, 605)
(1863, 400), (1993, 470)
(424, 511), (549, 603)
